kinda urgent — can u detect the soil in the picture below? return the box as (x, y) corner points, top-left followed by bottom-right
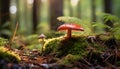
(1, 48), (120, 69)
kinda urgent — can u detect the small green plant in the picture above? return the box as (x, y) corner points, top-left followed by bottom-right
(103, 13), (120, 40)
(0, 37), (9, 46)
(0, 22), (12, 38)
(24, 34), (42, 50)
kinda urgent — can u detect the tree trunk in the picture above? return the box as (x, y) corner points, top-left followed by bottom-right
(104, 0), (113, 28)
(0, 0), (1, 25)
(33, 0), (41, 33)
(68, 0), (73, 17)
(49, 0), (63, 30)
(0, 0), (10, 38)
(77, 0), (81, 18)
(91, 0), (96, 22)
(0, 0), (10, 24)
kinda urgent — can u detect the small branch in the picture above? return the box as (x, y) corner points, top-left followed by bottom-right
(81, 58), (92, 66)
(11, 22), (19, 43)
(103, 54), (113, 62)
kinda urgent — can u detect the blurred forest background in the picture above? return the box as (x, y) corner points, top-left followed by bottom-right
(0, 0), (120, 38)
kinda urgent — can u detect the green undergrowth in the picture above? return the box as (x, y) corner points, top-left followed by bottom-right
(42, 34), (116, 64)
(0, 37), (9, 46)
(24, 34), (42, 50)
(57, 54), (81, 65)
(43, 36), (63, 54)
(43, 35), (91, 57)
(0, 47), (21, 62)
(0, 37), (21, 62)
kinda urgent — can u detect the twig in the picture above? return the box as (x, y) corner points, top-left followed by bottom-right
(88, 49), (93, 62)
(11, 22), (19, 43)
(81, 58), (92, 66)
(114, 47), (118, 65)
(103, 54), (113, 62)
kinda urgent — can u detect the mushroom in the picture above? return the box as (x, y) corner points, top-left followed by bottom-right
(38, 34), (46, 53)
(57, 23), (84, 38)
(38, 34), (46, 40)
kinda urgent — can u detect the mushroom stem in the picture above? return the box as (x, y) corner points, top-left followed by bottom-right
(67, 29), (71, 38)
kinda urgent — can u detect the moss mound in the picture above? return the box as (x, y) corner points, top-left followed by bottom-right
(0, 47), (21, 62)
(43, 34), (116, 65)
(43, 36), (89, 57)
(43, 37), (62, 54)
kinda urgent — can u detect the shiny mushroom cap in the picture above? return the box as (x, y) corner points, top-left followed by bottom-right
(57, 23), (84, 38)
(57, 23), (84, 31)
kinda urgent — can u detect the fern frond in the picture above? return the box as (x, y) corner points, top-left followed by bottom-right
(92, 22), (111, 29)
(103, 13), (120, 23)
(57, 16), (82, 24)
(103, 13), (120, 40)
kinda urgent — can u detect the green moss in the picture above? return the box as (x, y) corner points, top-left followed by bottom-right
(44, 31), (65, 38)
(43, 35), (111, 65)
(43, 37), (63, 54)
(24, 34), (43, 50)
(25, 34), (39, 45)
(58, 54), (81, 65)
(0, 47), (21, 62)
(0, 37), (9, 46)
(115, 61), (120, 66)
(57, 36), (88, 56)
(91, 43), (105, 52)
(97, 33), (113, 41)
(43, 36), (89, 57)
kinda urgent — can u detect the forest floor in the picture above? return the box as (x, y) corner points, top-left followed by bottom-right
(1, 35), (120, 69)
(20, 50), (120, 69)
(1, 47), (120, 69)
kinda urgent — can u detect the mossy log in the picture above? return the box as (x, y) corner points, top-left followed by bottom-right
(0, 47), (21, 62)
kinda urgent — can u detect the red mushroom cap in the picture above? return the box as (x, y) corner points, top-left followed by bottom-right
(57, 23), (84, 38)
(57, 23), (84, 31)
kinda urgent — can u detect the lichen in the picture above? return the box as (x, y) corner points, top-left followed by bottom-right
(0, 47), (21, 62)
